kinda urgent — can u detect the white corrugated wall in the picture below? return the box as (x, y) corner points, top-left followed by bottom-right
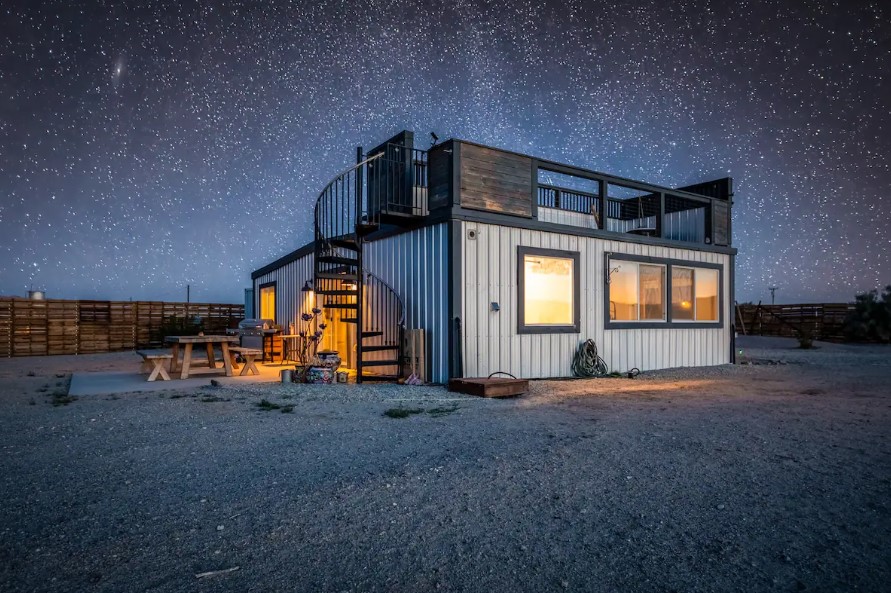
(252, 252), (315, 332)
(364, 223), (450, 384)
(460, 221), (732, 378)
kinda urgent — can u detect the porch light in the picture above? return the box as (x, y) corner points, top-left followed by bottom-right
(301, 281), (313, 293)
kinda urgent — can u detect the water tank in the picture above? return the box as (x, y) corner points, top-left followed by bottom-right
(28, 290), (46, 300)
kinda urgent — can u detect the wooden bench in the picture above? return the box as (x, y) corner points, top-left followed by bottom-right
(228, 347), (261, 376)
(138, 351), (173, 382)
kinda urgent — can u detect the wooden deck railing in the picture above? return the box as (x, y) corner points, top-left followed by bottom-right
(0, 298), (244, 357)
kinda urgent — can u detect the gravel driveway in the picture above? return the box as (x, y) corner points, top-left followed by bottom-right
(0, 337), (889, 592)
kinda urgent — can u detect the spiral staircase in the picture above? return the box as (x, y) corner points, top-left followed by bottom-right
(313, 142), (423, 382)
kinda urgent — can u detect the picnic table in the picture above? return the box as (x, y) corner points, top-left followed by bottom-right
(165, 335), (239, 380)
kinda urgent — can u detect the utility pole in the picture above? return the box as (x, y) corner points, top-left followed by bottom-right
(768, 286), (778, 305)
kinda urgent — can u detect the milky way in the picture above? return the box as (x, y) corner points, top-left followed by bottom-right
(1, 0), (888, 303)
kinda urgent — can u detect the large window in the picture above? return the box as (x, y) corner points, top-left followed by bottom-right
(518, 247), (580, 334)
(606, 255), (722, 328)
(259, 282), (276, 321)
(608, 261), (666, 321)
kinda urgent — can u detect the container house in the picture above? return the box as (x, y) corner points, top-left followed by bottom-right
(251, 131), (736, 383)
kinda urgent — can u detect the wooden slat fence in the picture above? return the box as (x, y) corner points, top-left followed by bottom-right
(0, 298), (244, 357)
(736, 303), (853, 341)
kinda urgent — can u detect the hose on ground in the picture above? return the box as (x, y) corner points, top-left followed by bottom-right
(571, 339), (609, 377)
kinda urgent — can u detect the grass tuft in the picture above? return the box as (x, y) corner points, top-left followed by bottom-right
(427, 405), (459, 417)
(256, 399), (283, 411)
(383, 407), (425, 419)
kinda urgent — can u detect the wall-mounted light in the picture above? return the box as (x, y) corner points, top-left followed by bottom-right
(301, 281), (313, 293)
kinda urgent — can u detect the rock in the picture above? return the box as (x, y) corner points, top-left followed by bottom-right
(216, 525), (224, 531)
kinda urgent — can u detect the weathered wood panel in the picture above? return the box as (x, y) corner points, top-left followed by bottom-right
(737, 303), (853, 341)
(712, 200), (730, 246)
(459, 143), (533, 217)
(427, 142), (452, 211)
(460, 222), (732, 378)
(0, 298), (244, 357)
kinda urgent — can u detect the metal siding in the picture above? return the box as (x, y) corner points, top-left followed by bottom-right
(461, 221), (731, 379)
(364, 223), (450, 384)
(252, 252), (315, 332)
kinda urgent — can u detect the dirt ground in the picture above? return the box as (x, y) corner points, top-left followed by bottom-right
(0, 336), (888, 592)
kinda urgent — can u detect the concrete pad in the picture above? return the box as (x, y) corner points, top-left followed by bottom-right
(69, 363), (285, 396)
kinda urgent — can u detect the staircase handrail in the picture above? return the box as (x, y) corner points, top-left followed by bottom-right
(365, 270), (406, 328)
(313, 152), (384, 242)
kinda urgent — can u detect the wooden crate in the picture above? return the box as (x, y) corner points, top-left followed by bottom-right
(448, 377), (528, 398)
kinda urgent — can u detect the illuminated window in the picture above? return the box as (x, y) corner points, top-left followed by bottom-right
(672, 267), (718, 321)
(608, 256), (722, 327)
(518, 247), (579, 334)
(608, 261), (666, 321)
(694, 268), (718, 321)
(259, 282), (276, 321)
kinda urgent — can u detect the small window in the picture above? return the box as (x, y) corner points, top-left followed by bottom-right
(259, 282), (276, 321)
(608, 261), (666, 322)
(518, 247), (580, 334)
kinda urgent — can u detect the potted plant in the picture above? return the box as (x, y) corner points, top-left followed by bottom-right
(293, 307), (326, 382)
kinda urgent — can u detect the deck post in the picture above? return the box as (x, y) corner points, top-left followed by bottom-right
(656, 191), (665, 238)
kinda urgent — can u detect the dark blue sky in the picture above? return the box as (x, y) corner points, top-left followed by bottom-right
(1, 0), (888, 304)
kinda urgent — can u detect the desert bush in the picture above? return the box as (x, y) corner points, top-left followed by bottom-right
(843, 285), (891, 343)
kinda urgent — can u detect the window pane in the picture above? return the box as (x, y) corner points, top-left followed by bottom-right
(639, 264), (665, 320)
(672, 267), (694, 320)
(695, 268), (719, 321)
(524, 255), (574, 325)
(609, 262), (638, 320)
(260, 286), (275, 321)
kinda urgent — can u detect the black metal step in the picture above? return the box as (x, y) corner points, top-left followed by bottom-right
(361, 344), (399, 352)
(356, 222), (379, 236)
(315, 289), (358, 296)
(328, 238), (359, 250)
(323, 303), (357, 309)
(359, 374), (400, 382)
(316, 272), (359, 280)
(318, 255), (358, 266)
(360, 331), (383, 338)
(360, 359), (400, 367)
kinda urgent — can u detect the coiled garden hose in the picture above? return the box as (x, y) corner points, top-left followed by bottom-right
(571, 339), (609, 377)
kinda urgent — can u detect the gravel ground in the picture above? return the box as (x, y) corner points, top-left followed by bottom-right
(0, 336), (889, 593)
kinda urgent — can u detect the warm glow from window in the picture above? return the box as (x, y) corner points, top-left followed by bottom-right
(609, 261), (665, 321)
(672, 266), (718, 321)
(695, 268), (719, 321)
(260, 285), (275, 321)
(672, 267), (694, 320)
(523, 255), (573, 325)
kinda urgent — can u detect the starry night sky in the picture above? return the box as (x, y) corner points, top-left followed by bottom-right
(1, 0), (888, 304)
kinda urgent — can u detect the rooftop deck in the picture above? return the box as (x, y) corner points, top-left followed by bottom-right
(363, 132), (732, 248)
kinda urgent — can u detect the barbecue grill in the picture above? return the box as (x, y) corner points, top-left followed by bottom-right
(236, 318), (277, 350)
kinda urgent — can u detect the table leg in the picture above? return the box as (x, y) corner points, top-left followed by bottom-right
(180, 343), (193, 379)
(221, 342), (234, 377)
(169, 343), (180, 373)
(206, 343), (216, 369)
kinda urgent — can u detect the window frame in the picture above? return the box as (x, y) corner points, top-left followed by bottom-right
(258, 281), (277, 323)
(604, 253), (723, 330)
(517, 246), (581, 334)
